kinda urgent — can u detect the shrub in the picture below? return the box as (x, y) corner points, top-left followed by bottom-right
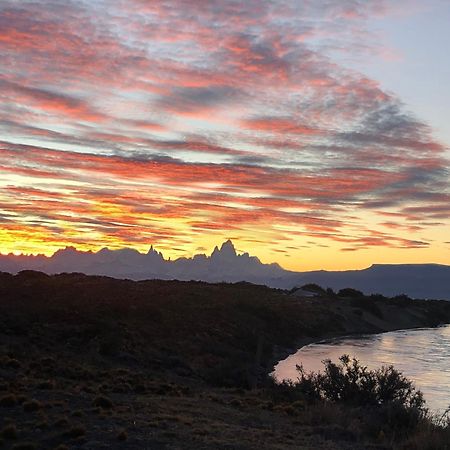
(5, 358), (21, 369)
(117, 429), (128, 441)
(64, 425), (86, 438)
(264, 377), (308, 404)
(98, 333), (122, 356)
(295, 355), (425, 412)
(301, 284), (325, 294)
(392, 294), (412, 302)
(265, 356), (431, 441)
(23, 400), (42, 412)
(0, 394), (18, 407)
(11, 443), (37, 450)
(350, 298), (384, 319)
(1, 424), (18, 439)
(337, 288), (363, 298)
(53, 417), (70, 428)
(37, 380), (55, 390)
(92, 395), (113, 409)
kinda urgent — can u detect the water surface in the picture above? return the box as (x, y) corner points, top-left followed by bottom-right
(274, 325), (450, 414)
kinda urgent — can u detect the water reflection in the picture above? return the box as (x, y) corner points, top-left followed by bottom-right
(273, 325), (450, 414)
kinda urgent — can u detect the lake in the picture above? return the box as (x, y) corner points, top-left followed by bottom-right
(273, 324), (450, 414)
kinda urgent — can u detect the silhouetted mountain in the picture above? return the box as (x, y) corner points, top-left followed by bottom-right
(1, 241), (449, 299)
(289, 264), (450, 300)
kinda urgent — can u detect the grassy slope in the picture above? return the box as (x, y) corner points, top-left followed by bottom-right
(1, 271), (450, 449)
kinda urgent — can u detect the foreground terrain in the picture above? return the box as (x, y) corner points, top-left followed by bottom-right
(1, 271), (450, 449)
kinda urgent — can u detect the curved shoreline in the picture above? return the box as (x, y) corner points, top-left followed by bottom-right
(267, 322), (450, 382)
(272, 324), (450, 413)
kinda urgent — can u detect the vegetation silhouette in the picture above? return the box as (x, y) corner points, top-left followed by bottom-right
(1, 272), (449, 448)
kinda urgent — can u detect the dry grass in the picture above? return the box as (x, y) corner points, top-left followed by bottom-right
(0, 272), (449, 449)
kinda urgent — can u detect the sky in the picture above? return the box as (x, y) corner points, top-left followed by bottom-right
(0, 0), (449, 271)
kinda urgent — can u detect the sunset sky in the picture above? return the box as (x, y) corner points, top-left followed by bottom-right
(1, 0), (449, 271)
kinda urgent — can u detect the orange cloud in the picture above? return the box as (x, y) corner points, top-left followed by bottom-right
(0, 0), (448, 265)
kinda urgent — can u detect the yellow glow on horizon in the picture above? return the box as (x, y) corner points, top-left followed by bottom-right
(1, 242), (449, 270)
(2, 221), (449, 272)
(1, 186), (449, 270)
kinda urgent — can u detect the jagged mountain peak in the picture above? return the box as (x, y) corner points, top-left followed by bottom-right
(54, 246), (79, 254)
(1, 242), (450, 299)
(146, 245), (164, 261)
(220, 239), (236, 254)
(220, 239), (235, 250)
(211, 240), (237, 259)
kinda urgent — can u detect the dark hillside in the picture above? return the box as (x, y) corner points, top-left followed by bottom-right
(1, 272), (449, 449)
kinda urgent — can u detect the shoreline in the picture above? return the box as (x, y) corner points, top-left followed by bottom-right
(267, 322), (450, 382)
(270, 323), (450, 414)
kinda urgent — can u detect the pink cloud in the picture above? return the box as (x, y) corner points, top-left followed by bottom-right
(0, 0), (448, 255)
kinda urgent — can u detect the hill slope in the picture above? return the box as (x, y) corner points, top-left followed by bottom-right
(1, 272), (450, 448)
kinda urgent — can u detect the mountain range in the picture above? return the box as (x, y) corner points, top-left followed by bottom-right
(1, 240), (449, 300)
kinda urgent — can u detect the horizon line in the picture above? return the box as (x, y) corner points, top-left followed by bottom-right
(1, 241), (448, 272)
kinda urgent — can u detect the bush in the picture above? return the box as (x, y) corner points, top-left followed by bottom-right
(337, 288), (363, 298)
(23, 400), (42, 412)
(265, 356), (431, 441)
(1, 424), (18, 439)
(92, 395), (113, 409)
(98, 333), (122, 357)
(350, 298), (384, 319)
(264, 377), (307, 404)
(392, 294), (412, 302)
(12, 443), (37, 450)
(63, 425), (86, 438)
(295, 355), (425, 412)
(300, 284), (325, 294)
(0, 394), (18, 407)
(117, 429), (128, 441)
